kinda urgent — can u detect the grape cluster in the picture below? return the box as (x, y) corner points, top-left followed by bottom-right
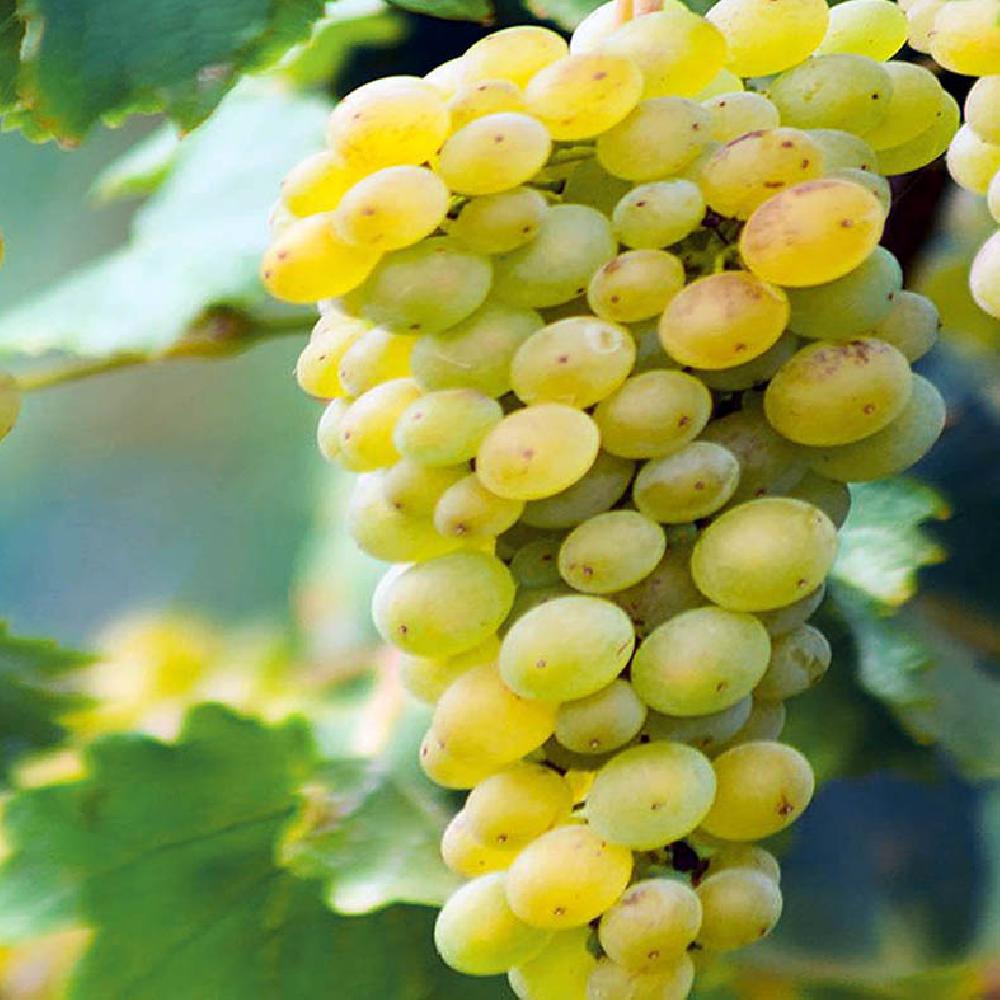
(263, 3), (952, 996)
(906, 0), (1000, 320)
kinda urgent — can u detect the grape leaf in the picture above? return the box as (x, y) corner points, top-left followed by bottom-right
(0, 623), (91, 787)
(90, 127), (182, 204)
(0, 0), (23, 110)
(387, 0), (493, 20)
(4, 0), (323, 143)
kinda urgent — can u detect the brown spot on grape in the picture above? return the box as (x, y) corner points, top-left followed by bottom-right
(398, 624), (408, 635)
(277, 250), (289, 260)
(678, 415), (690, 427)
(694, 480), (705, 490)
(522, 448), (535, 460)
(636, 200), (647, 208)
(863, 403), (875, 414)
(557, 354), (570, 363)
(589, 738), (601, 749)
(593, 71), (608, 81)
(840, 219), (854, 228)
(494, 134), (506, 144)
(536, 659), (547, 669)
(777, 795), (794, 816)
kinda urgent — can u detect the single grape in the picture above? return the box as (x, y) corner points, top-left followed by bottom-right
(399, 636), (499, 704)
(928, 0), (1000, 77)
(877, 91), (960, 177)
(695, 869), (783, 951)
(694, 333), (799, 393)
(755, 624), (832, 700)
(568, 0), (618, 53)
(558, 510), (666, 595)
(434, 474), (523, 541)
(381, 457), (466, 518)
(612, 547), (704, 640)
(556, 679), (647, 755)
(816, 0), (907, 59)
(946, 124), (1000, 195)
(862, 63), (943, 151)
(755, 584), (825, 637)
(505, 824), (633, 928)
(829, 167), (892, 215)
(702, 740), (816, 840)
(587, 955), (695, 1000)
(965, 76), (1000, 145)
(337, 378), (422, 472)
(511, 538), (564, 589)
(509, 927), (597, 1000)
(612, 180), (706, 250)
(500, 594), (635, 701)
(718, 697), (788, 750)
(337, 326), (415, 397)
(441, 810), (521, 877)
(295, 314), (367, 399)
(280, 149), (356, 216)
(316, 399), (349, 463)
(425, 57), (464, 98)
(586, 742), (717, 850)
(420, 729), (504, 789)
(394, 388), (502, 467)
(448, 79), (526, 131)
(521, 451), (635, 530)
(451, 188), (549, 255)
(906, 0), (947, 52)
(588, 250), (686, 324)
(633, 443), (740, 524)
(642, 697), (753, 754)
(702, 92), (780, 144)
(971, 231), (1000, 319)
(462, 25), (568, 87)
(707, 844), (781, 883)
(807, 128), (878, 171)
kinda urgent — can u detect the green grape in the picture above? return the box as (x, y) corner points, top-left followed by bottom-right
(694, 333), (798, 393)
(632, 606), (771, 717)
(411, 301), (542, 398)
(504, 584), (576, 633)
(511, 317), (636, 408)
(295, 314), (367, 399)
(598, 7), (727, 99)
(765, 338), (913, 446)
(466, 762), (574, 847)
(695, 869), (783, 951)
(511, 538), (564, 589)
(905, 0), (947, 52)
(441, 810), (521, 877)
(946, 124), (1000, 195)
(327, 76), (451, 173)
(596, 98), (712, 183)
(861, 63), (942, 151)
(281, 149), (356, 216)
(356, 237), (493, 335)
(707, 844), (781, 883)
(702, 740), (815, 840)
(719, 697), (787, 749)
(612, 180), (706, 250)
(700, 408), (807, 504)
(432, 662), (556, 762)
(521, 451), (635, 530)
(587, 955), (695, 1000)
(700, 128), (826, 220)
(784, 472), (851, 528)
(420, 727), (505, 788)
(462, 25), (568, 88)
(337, 378), (422, 471)
(394, 388), (502, 466)
(972, 231), (1000, 319)
(816, 0), (907, 59)
(316, 398), (349, 463)
(587, 742), (716, 850)
(599, 879), (702, 972)
(261, 215), (382, 304)
(493, 204), (617, 308)
(373, 550), (515, 655)
(706, 0), (830, 77)
(588, 251), (686, 324)
(509, 927), (597, 1000)
(755, 584), (825, 637)
(768, 55), (893, 135)
(786, 248), (903, 340)
(809, 373), (946, 481)
(505, 824), (634, 928)
(612, 546), (704, 640)
(434, 474), (524, 541)
(807, 128), (878, 171)
(877, 91), (960, 177)
(477, 404), (600, 501)
(558, 511), (666, 594)
(659, 271), (789, 370)
(692, 498), (838, 612)
(929, 0), (1000, 77)
(755, 623), (832, 700)
(448, 79), (526, 131)
(438, 113), (553, 195)
(332, 166), (449, 250)
(695, 68), (745, 100)
(965, 76), (1000, 145)
(399, 636), (499, 704)
(740, 179), (886, 287)
(555, 679), (647, 754)
(702, 92), (780, 144)
(451, 188), (549, 255)
(346, 472), (463, 562)
(563, 158), (633, 217)
(642, 697), (752, 753)
(633, 443), (740, 524)
(382, 457), (467, 517)
(337, 325), (415, 397)
(988, 171), (1000, 224)
(434, 873), (552, 975)
(524, 53), (644, 141)
(595, 371), (712, 460)
(828, 166), (892, 214)
(500, 594), (635, 701)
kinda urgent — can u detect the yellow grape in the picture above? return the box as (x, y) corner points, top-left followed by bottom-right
(862, 62), (943, 150)
(509, 927), (597, 1000)
(261, 215), (381, 303)
(434, 474), (524, 541)
(281, 150), (356, 216)
(695, 68), (745, 100)
(555, 679), (647, 755)
(316, 399), (348, 463)
(702, 92), (781, 144)
(441, 810), (521, 877)
(972, 231), (1000, 319)
(394, 388), (502, 467)
(424, 57), (464, 99)
(420, 728), (504, 789)
(569, 0), (618, 53)
(929, 0), (1000, 76)
(451, 187), (549, 255)
(965, 76), (1000, 145)
(706, 0), (830, 77)
(505, 824), (633, 928)
(438, 113), (552, 196)
(906, 0), (946, 52)
(587, 955), (695, 1000)
(816, 0), (908, 59)
(477, 404), (600, 501)
(295, 313), (367, 399)
(990, 171), (1000, 224)
(524, 53), (644, 141)
(946, 124), (1000, 195)
(634, 442), (740, 524)
(327, 76), (451, 172)
(707, 844), (782, 883)
(338, 326), (414, 397)
(876, 91), (960, 176)
(740, 179), (885, 287)
(696, 869), (783, 951)
(808, 128), (878, 171)
(612, 180), (706, 250)
(332, 166), (449, 250)
(465, 762), (573, 847)
(692, 498), (838, 612)
(448, 79), (526, 131)
(462, 26), (568, 87)
(701, 740), (816, 840)
(337, 378), (422, 471)
(398, 636), (498, 703)
(660, 270), (790, 370)
(588, 250), (686, 323)
(558, 510), (666, 594)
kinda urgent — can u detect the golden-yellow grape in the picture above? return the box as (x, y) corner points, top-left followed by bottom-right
(295, 313), (367, 399)
(702, 92), (781, 144)
(461, 26), (568, 87)
(280, 150), (357, 216)
(946, 124), (1000, 195)
(929, 0), (1000, 76)
(588, 250), (686, 323)
(398, 636), (498, 703)
(816, 0), (908, 59)
(971, 231), (1000, 319)
(509, 927), (597, 1000)
(448, 79), (526, 131)
(696, 869), (783, 951)
(337, 378), (422, 471)
(441, 810), (521, 877)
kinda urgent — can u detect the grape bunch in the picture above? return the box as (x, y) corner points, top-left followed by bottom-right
(263, 2), (952, 996)
(904, 0), (1000, 320)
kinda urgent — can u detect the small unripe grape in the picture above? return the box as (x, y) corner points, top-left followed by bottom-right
(612, 548), (704, 640)
(642, 697), (752, 754)
(719, 697), (788, 750)
(510, 538), (564, 589)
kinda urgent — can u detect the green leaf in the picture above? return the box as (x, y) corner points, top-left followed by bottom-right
(0, 83), (326, 359)
(6, 0), (324, 142)
(387, 0), (493, 20)
(0, 623), (91, 787)
(90, 126), (182, 203)
(0, 0), (23, 110)
(283, 702), (460, 914)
